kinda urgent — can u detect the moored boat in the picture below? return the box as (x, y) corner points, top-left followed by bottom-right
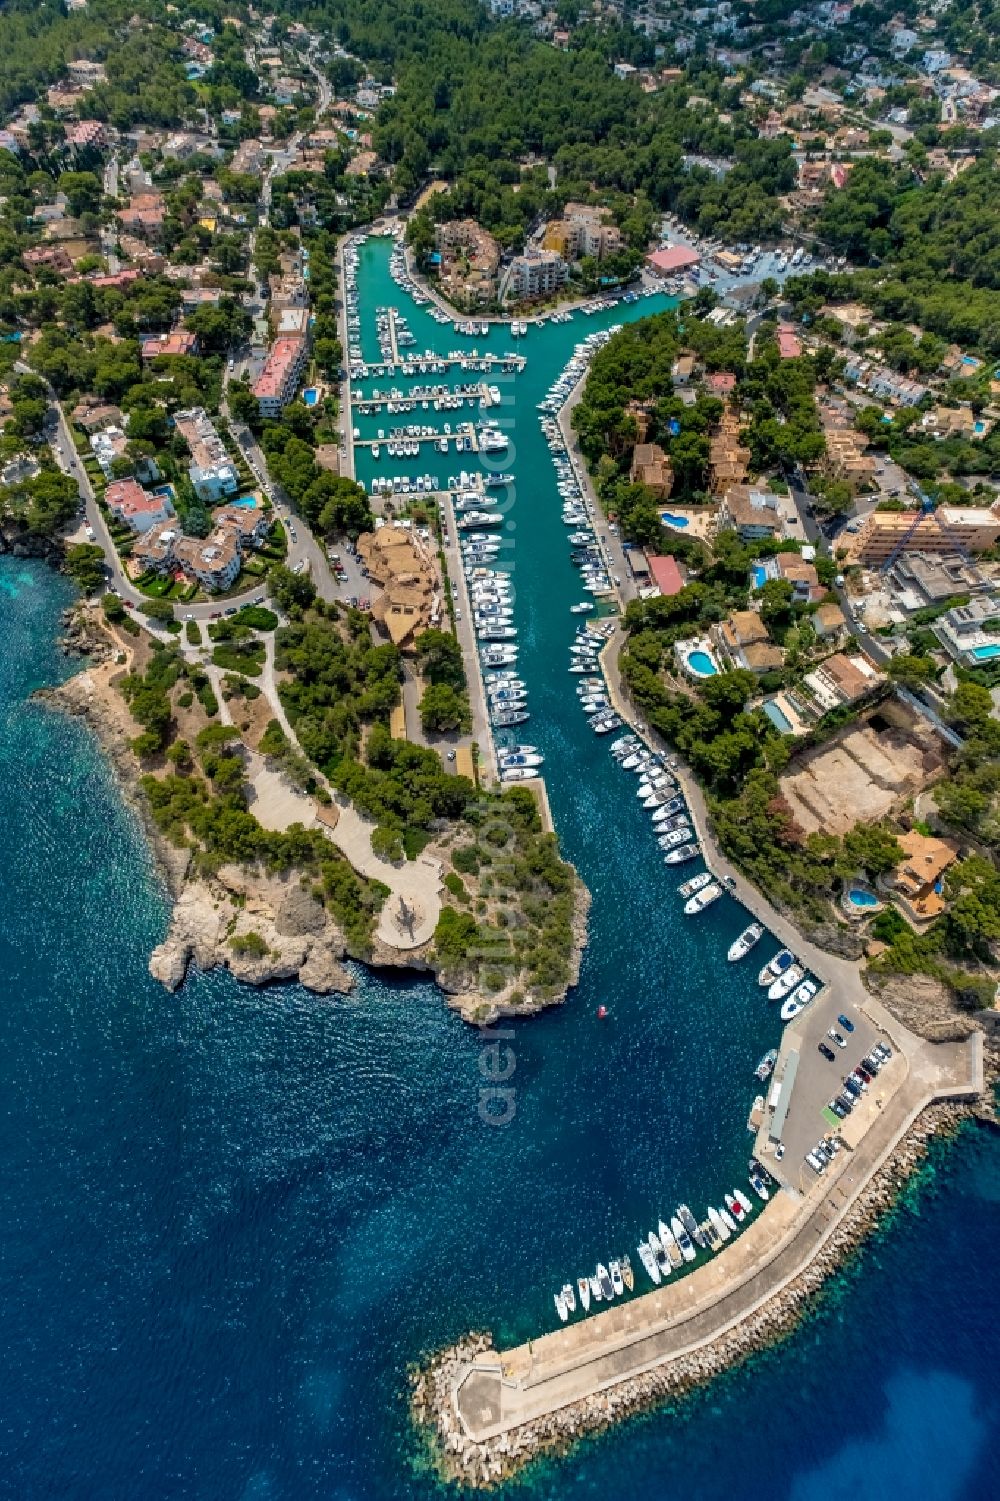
(728, 922), (764, 962)
(577, 1275), (591, 1311)
(678, 870), (712, 899)
(758, 948), (794, 987)
(707, 1205), (731, 1243)
(684, 881), (723, 915)
(561, 1281), (576, 1313)
(609, 1259), (624, 1296)
(670, 1214), (696, 1262)
(597, 1263), (614, 1300)
(554, 1291), (568, 1322)
(754, 1047), (778, 1082)
(725, 1192), (745, 1223)
(621, 1253), (634, 1292)
(637, 1241), (660, 1284)
(767, 963), (804, 1002)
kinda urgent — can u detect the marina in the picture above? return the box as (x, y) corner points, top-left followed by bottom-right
(332, 237), (990, 1476)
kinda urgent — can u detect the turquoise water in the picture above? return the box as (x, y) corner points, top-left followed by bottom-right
(303, 387), (319, 406)
(972, 643), (1000, 661)
(231, 493), (260, 509)
(848, 888), (880, 909)
(763, 699), (794, 733)
(687, 649), (718, 677)
(753, 563), (769, 588)
(661, 511), (690, 528)
(1, 241), (998, 1498)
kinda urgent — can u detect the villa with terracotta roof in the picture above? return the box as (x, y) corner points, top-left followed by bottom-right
(629, 441), (673, 499)
(717, 484), (784, 541)
(878, 829), (959, 927)
(105, 478), (175, 534)
(141, 330), (199, 360)
(713, 610), (784, 674)
(357, 524), (442, 650)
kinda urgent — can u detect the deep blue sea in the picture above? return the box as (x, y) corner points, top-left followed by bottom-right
(1, 247), (998, 1499)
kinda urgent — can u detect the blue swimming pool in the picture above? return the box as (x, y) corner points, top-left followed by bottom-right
(762, 699), (793, 733)
(972, 642), (1000, 661)
(687, 650), (717, 676)
(302, 387), (319, 406)
(753, 564), (768, 589)
(848, 887), (880, 909)
(661, 512), (689, 529)
(230, 494), (259, 509)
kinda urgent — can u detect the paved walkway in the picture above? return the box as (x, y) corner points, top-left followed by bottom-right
(257, 636), (442, 950)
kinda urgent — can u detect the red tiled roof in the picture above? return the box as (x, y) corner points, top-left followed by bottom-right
(646, 245), (700, 274)
(648, 554), (685, 596)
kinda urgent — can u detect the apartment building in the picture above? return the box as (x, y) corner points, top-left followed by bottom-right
(499, 249), (569, 304)
(434, 219), (501, 308)
(932, 593), (1000, 667)
(542, 203), (623, 263)
(173, 407), (239, 501)
(105, 478), (175, 534)
(253, 335), (308, 417)
(842, 503), (1000, 565)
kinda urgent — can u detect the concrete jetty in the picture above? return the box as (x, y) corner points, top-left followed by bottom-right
(421, 1027), (981, 1483)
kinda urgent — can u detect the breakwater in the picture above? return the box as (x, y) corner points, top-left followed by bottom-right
(413, 1077), (986, 1490)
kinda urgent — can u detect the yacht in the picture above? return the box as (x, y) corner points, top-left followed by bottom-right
(725, 1192), (746, 1224)
(590, 1272), (602, 1303)
(664, 843), (700, 865)
(758, 948), (795, 987)
(621, 1254), (634, 1292)
(596, 1263), (614, 1300)
(767, 964), (804, 1002)
(780, 977), (819, 1022)
(637, 1241), (661, 1285)
(649, 1229), (670, 1276)
(684, 882), (723, 915)
(670, 1214), (696, 1262)
(678, 1204), (706, 1251)
(707, 1206), (731, 1243)
(728, 923), (764, 962)
(678, 871), (712, 899)
(659, 1221), (682, 1268)
(609, 1260), (624, 1296)
(554, 1291), (568, 1322)
(561, 1281), (576, 1314)
(577, 1276), (591, 1312)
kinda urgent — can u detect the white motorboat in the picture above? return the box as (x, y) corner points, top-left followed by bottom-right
(648, 1229), (670, 1276)
(720, 1206), (738, 1235)
(554, 1291), (568, 1322)
(707, 1206), (731, 1243)
(728, 922), (764, 962)
(590, 1273), (602, 1303)
(609, 1260), (624, 1296)
(658, 1221), (682, 1268)
(596, 1263), (614, 1300)
(768, 963), (805, 1002)
(684, 882), (723, 915)
(780, 977), (818, 1022)
(670, 1215), (696, 1262)
(734, 1188), (754, 1216)
(725, 1192), (745, 1223)
(561, 1281), (576, 1313)
(637, 1241), (661, 1284)
(664, 843), (700, 865)
(577, 1276), (591, 1311)
(678, 871), (712, 899)
(758, 948), (795, 987)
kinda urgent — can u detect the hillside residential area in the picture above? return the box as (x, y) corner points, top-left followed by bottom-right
(1, 0), (999, 1492)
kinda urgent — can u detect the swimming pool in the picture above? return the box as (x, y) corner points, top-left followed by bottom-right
(686, 649), (718, 677)
(661, 512), (689, 529)
(302, 387), (319, 407)
(230, 494), (259, 509)
(972, 643), (1000, 661)
(762, 699), (793, 733)
(753, 564), (769, 589)
(847, 887), (880, 909)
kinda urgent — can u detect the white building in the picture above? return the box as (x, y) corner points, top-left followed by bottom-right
(173, 407), (240, 502)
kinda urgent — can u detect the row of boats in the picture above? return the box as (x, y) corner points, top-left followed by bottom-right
(554, 1169), (773, 1324)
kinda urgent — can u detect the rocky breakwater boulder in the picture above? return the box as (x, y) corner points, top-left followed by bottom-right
(150, 867), (354, 996)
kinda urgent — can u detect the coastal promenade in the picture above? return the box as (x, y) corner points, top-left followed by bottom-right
(450, 1025), (982, 1446)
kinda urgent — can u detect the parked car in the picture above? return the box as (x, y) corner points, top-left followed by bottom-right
(837, 1014), (855, 1033)
(818, 1042), (835, 1062)
(828, 1029), (847, 1050)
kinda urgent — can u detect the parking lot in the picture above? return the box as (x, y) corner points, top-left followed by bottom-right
(760, 987), (896, 1191)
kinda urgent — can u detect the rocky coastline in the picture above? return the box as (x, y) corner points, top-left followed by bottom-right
(39, 612), (593, 1015)
(0, 517), (65, 564)
(411, 1094), (995, 1491)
